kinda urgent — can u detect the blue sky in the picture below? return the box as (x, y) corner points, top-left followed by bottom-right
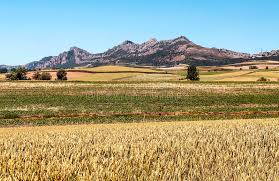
(1, 0), (279, 65)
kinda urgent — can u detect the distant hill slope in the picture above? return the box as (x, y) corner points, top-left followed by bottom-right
(252, 50), (279, 61)
(0, 65), (18, 70)
(24, 36), (278, 69)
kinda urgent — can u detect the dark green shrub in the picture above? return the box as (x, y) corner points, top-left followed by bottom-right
(32, 71), (41, 80)
(0, 68), (8, 73)
(186, 65), (200, 81)
(56, 69), (67, 80)
(6, 67), (28, 80)
(40, 72), (52, 80)
(257, 77), (269, 82)
(249, 65), (258, 70)
(32, 71), (52, 80)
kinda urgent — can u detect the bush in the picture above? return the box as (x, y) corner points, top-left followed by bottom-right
(32, 71), (52, 80)
(6, 67), (29, 80)
(257, 77), (269, 82)
(56, 69), (67, 80)
(32, 71), (41, 80)
(40, 72), (52, 80)
(249, 66), (258, 70)
(186, 65), (200, 81)
(0, 68), (8, 73)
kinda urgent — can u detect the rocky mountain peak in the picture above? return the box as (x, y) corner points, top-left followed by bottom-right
(25, 36), (262, 70)
(70, 46), (80, 51)
(172, 36), (192, 44)
(69, 47), (89, 53)
(146, 38), (158, 44)
(121, 40), (135, 45)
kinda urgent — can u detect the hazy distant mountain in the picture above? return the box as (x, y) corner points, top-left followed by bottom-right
(0, 65), (8, 69)
(24, 36), (257, 69)
(0, 65), (17, 70)
(252, 50), (279, 60)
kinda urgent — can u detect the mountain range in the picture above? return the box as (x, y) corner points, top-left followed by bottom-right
(10, 36), (279, 70)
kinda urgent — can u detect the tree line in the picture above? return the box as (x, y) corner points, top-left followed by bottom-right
(5, 67), (67, 81)
(3, 65), (199, 81)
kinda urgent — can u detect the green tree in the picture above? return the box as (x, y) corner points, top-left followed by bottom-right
(40, 72), (52, 80)
(32, 71), (52, 80)
(6, 67), (29, 80)
(186, 65), (200, 81)
(0, 68), (8, 73)
(32, 71), (41, 80)
(56, 69), (67, 80)
(249, 65), (258, 70)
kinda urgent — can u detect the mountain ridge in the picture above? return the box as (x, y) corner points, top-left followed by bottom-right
(23, 36), (278, 70)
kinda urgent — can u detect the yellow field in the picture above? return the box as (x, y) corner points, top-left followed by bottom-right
(28, 71), (144, 81)
(25, 66), (169, 81)
(121, 73), (181, 81)
(3, 65), (277, 82)
(200, 71), (253, 81)
(200, 70), (279, 81)
(69, 72), (143, 81)
(76, 65), (161, 73)
(1, 119), (279, 180)
(0, 74), (5, 80)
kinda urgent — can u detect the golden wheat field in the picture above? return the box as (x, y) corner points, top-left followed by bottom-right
(76, 65), (161, 73)
(0, 74), (5, 81)
(1, 119), (279, 180)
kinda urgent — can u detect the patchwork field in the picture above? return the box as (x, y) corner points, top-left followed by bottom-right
(24, 65), (176, 81)
(1, 81), (279, 126)
(28, 71), (145, 81)
(1, 119), (279, 180)
(10, 64), (275, 82)
(200, 70), (279, 81)
(1, 76), (279, 179)
(2, 64), (279, 82)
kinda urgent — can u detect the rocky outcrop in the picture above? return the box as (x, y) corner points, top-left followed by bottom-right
(253, 50), (279, 60)
(25, 36), (253, 69)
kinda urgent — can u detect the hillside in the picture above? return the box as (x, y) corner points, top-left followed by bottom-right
(252, 50), (279, 61)
(25, 36), (251, 70)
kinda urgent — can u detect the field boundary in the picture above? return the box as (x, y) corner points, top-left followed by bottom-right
(3, 110), (279, 120)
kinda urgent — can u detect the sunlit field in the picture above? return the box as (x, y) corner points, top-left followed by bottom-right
(2, 65), (278, 82)
(1, 119), (279, 180)
(1, 81), (279, 126)
(1, 69), (279, 180)
(2, 0), (279, 179)
(0, 73), (5, 81)
(75, 65), (161, 73)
